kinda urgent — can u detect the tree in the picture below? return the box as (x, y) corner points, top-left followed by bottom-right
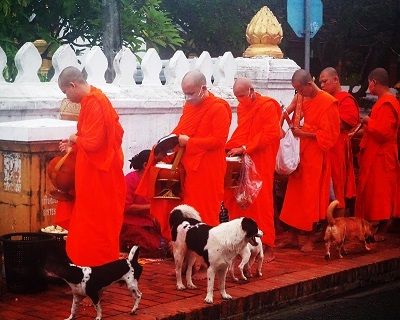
(0, 0), (183, 81)
(161, 0), (285, 57)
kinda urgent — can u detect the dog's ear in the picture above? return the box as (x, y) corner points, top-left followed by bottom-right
(241, 217), (258, 237)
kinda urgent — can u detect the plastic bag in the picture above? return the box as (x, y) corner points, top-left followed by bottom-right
(235, 154), (263, 209)
(275, 128), (300, 175)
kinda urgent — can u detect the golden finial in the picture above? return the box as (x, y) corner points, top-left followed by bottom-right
(243, 6), (283, 58)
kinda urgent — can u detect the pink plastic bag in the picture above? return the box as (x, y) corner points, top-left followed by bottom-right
(235, 154), (263, 209)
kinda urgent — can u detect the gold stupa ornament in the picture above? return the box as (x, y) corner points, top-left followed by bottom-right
(243, 6), (283, 58)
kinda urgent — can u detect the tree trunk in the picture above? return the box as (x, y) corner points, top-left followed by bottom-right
(102, 0), (122, 83)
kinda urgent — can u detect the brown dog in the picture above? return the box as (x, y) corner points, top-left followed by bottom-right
(324, 200), (376, 259)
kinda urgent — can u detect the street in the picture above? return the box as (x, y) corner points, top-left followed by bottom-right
(255, 280), (400, 320)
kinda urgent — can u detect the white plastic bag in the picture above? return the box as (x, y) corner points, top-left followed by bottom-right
(275, 128), (300, 175)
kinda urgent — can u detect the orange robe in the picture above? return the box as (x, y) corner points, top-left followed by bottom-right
(280, 91), (340, 231)
(355, 94), (400, 221)
(137, 92), (232, 240)
(224, 94), (281, 246)
(56, 86), (126, 266)
(329, 92), (359, 208)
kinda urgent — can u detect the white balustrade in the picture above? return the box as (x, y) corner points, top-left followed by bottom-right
(0, 42), (300, 172)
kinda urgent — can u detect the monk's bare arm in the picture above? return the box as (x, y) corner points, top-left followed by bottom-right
(280, 95), (296, 127)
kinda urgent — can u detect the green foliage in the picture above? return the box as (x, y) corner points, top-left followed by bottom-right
(161, 0), (287, 57)
(0, 0), (182, 81)
(121, 0), (183, 53)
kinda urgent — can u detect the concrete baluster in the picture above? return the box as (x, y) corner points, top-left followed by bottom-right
(51, 44), (81, 82)
(0, 46), (6, 82)
(165, 50), (190, 87)
(215, 52), (237, 87)
(194, 51), (213, 87)
(141, 48), (162, 86)
(14, 42), (41, 83)
(84, 46), (108, 85)
(113, 47), (137, 86)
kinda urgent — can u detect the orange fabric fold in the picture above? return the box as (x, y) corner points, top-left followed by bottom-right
(137, 92), (231, 237)
(329, 92), (359, 208)
(57, 86), (126, 266)
(280, 91), (340, 231)
(356, 94), (400, 221)
(224, 94), (281, 246)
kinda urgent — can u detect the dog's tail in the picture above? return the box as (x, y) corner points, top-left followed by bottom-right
(169, 204), (202, 228)
(326, 200), (340, 226)
(128, 245), (140, 262)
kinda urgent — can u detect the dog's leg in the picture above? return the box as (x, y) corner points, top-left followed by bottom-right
(218, 265), (232, 301)
(185, 252), (198, 289)
(255, 252), (264, 277)
(173, 243), (187, 290)
(88, 291), (102, 320)
(204, 267), (215, 304)
(324, 241), (331, 260)
(338, 241), (344, 259)
(229, 260), (239, 282)
(65, 294), (83, 320)
(131, 287), (142, 314)
(238, 249), (251, 281)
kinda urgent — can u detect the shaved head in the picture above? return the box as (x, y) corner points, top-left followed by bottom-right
(182, 70), (206, 87)
(58, 66), (89, 103)
(320, 67), (338, 78)
(58, 66), (86, 88)
(181, 70), (207, 105)
(368, 68), (389, 87)
(319, 67), (340, 95)
(233, 78), (253, 92)
(292, 69), (313, 86)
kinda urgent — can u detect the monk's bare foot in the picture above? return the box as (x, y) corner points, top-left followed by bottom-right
(276, 233), (298, 249)
(374, 234), (385, 242)
(263, 245), (275, 263)
(300, 240), (314, 252)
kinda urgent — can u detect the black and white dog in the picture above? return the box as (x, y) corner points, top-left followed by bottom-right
(169, 204), (262, 304)
(229, 234), (264, 282)
(45, 246), (143, 320)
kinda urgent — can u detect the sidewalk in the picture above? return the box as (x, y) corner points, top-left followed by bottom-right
(1, 233), (400, 320)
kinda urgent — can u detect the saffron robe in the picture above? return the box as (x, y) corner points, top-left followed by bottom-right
(329, 92), (359, 208)
(136, 92), (231, 240)
(280, 91), (340, 231)
(56, 86), (126, 266)
(356, 94), (400, 221)
(224, 94), (281, 246)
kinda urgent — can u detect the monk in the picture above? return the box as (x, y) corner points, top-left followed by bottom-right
(136, 70), (232, 241)
(56, 66), (126, 266)
(278, 69), (340, 251)
(356, 68), (400, 231)
(224, 78), (281, 262)
(319, 67), (360, 215)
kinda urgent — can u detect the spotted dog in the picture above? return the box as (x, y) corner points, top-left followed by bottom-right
(169, 204), (262, 304)
(45, 246), (143, 320)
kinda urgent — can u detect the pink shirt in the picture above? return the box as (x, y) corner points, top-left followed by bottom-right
(125, 171), (149, 208)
